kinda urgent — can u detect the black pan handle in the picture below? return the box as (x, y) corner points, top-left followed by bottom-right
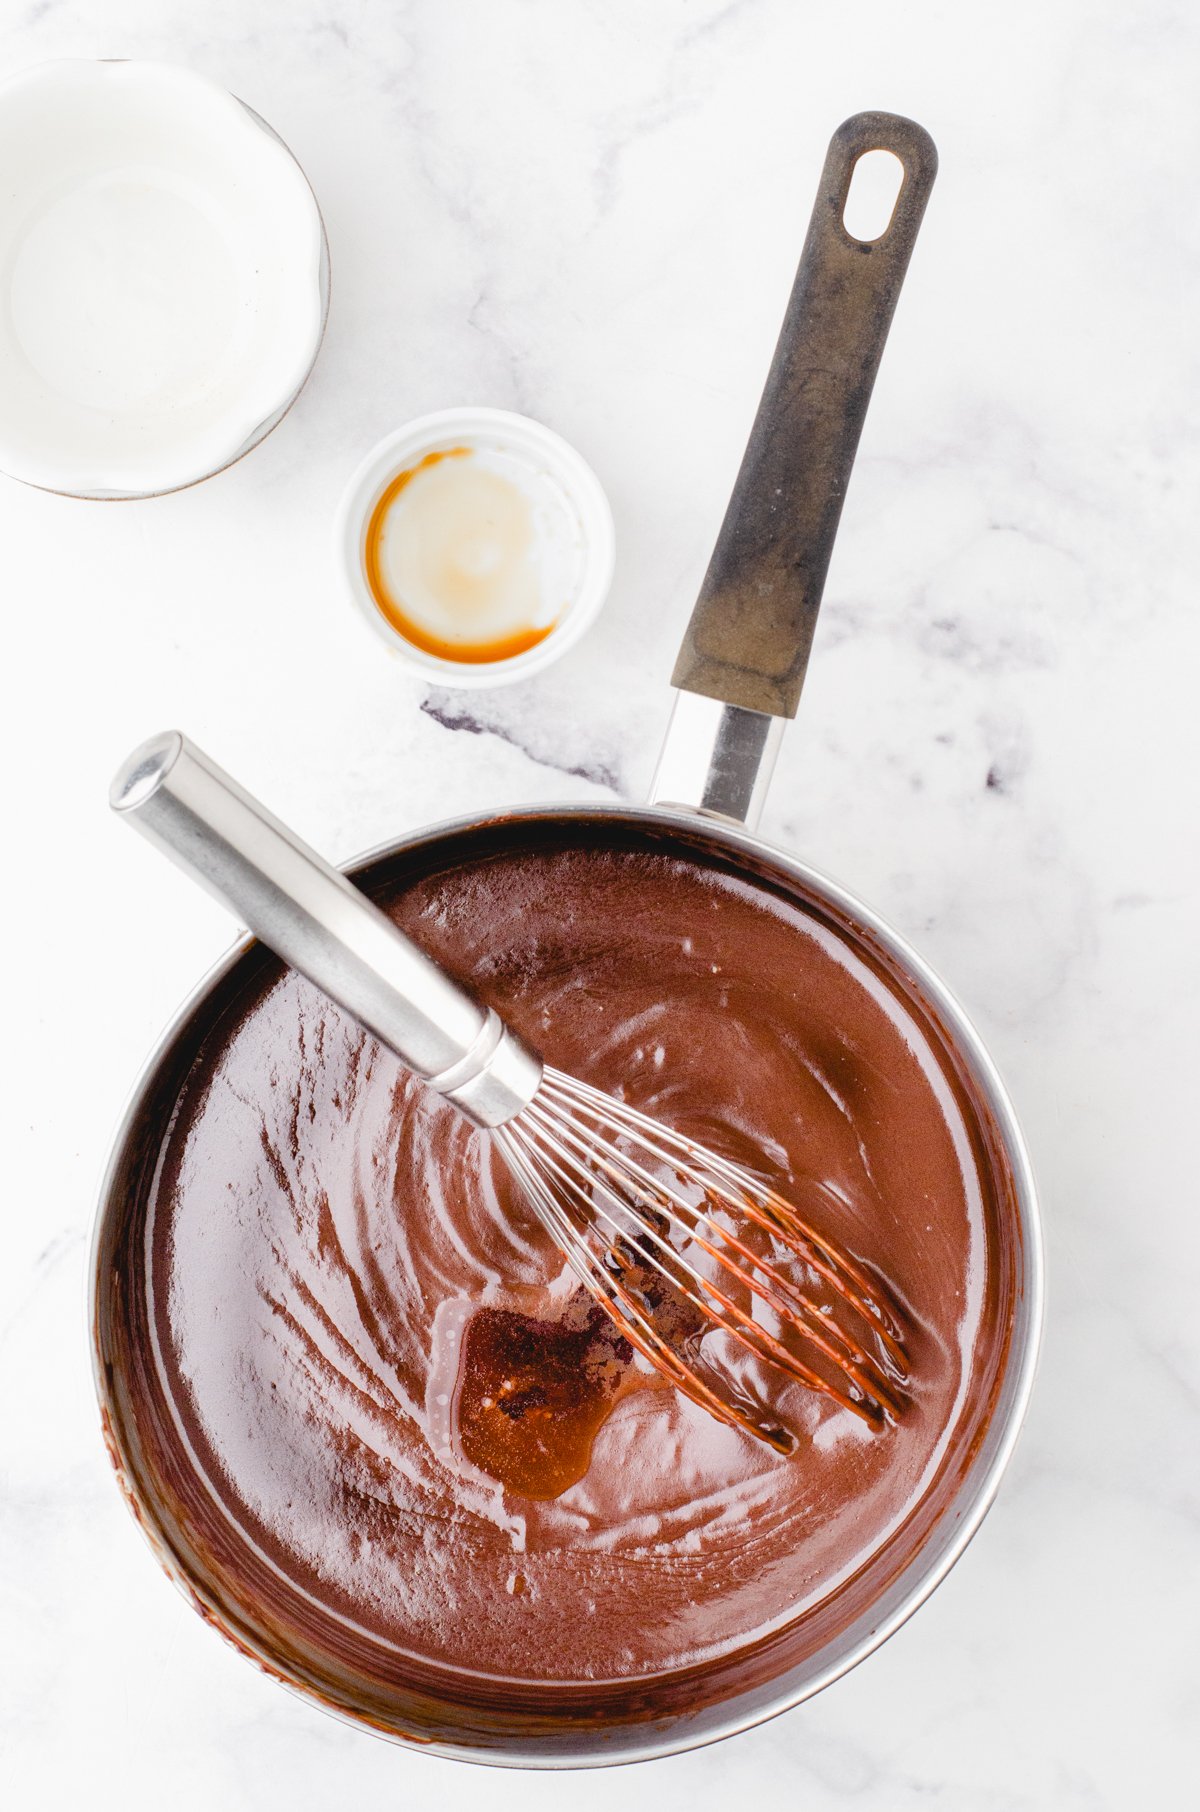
(671, 112), (937, 719)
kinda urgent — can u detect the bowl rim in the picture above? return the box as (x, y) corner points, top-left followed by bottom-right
(89, 801), (1044, 1768)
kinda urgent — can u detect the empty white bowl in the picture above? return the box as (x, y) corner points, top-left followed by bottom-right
(336, 408), (615, 688)
(0, 60), (329, 498)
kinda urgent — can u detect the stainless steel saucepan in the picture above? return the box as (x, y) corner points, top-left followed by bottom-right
(91, 113), (1042, 1767)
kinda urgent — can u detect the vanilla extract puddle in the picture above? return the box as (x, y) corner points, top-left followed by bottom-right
(108, 818), (1018, 1706)
(363, 446), (581, 662)
(451, 1301), (642, 1501)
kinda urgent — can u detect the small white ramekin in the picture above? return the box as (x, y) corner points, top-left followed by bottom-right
(335, 408), (615, 689)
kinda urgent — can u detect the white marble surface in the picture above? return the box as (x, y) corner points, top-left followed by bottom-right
(3, 1), (1197, 1805)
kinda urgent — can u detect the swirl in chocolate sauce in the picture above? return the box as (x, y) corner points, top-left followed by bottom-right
(103, 820), (1018, 1726)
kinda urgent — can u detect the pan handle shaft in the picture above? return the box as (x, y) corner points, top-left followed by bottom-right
(671, 112), (937, 720)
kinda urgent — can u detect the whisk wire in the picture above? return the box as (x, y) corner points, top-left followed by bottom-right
(543, 1069), (905, 1360)
(496, 1124), (795, 1451)
(496, 1066), (909, 1446)
(519, 1096), (896, 1417)
(512, 1110), (864, 1419)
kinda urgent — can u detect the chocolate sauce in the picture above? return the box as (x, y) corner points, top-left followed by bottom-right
(99, 818), (1019, 1734)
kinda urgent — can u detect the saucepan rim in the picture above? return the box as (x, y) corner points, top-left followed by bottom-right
(89, 799), (1043, 1768)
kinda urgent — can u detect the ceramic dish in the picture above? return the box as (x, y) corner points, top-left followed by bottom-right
(336, 408), (615, 688)
(0, 59), (329, 498)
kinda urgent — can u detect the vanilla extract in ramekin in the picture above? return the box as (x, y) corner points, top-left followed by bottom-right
(337, 408), (615, 688)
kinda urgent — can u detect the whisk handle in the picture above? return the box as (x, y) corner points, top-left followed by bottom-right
(110, 732), (541, 1128)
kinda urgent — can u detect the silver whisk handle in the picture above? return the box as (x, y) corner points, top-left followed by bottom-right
(110, 732), (542, 1128)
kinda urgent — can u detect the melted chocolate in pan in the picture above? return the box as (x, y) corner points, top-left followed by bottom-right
(98, 817), (1019, 1738)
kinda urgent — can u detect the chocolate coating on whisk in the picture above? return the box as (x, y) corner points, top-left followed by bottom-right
(103, 818), (1018, 1720)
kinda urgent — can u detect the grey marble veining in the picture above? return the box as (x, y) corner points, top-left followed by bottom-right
(2, 2), (1197, 1806)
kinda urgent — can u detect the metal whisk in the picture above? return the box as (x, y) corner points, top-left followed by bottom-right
(498, 1070), (905, 1449)
(112, 733), (906, 1453)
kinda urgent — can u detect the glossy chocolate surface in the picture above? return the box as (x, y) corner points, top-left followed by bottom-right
(98, 818), (1019, 1740)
